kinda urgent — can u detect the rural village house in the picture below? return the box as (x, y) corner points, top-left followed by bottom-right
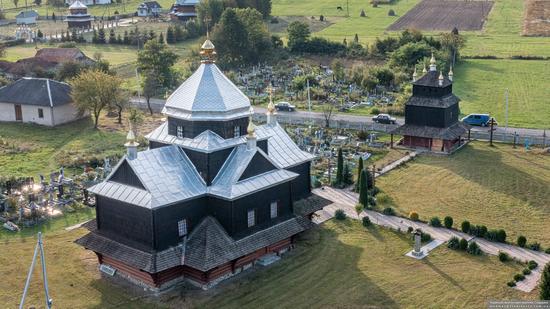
(170, 0), (200, 21)
(76, 39), (328, 290)
(15, 10), (39, 25)
(0, 77), (82, 126)
(391, 54), (470, 153)
(64, 0), (111, 6)
(137, 1), (162, 17)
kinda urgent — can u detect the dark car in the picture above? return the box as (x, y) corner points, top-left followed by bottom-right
(372, 113), (397, 124)
(275, 102), (296, 112)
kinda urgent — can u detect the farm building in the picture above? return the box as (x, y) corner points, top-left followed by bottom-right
(64, 0), (111, 5)
(15, 10), (38, 25)
(391, 55), (469, 153)
(65, 0), (94, 29)
(0, 78), (82, 126)
(170, 0), (200, 21)
(76, 39), (327, 290)
(137, 1), (162, 17)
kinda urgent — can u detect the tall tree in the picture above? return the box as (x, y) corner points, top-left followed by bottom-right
(358, 169), (369, 207)
(287, 21), (310, 51)
(137, 40), (178, 90)
(541, 263), (550, 300)
(97, 28), (106, 44)
(355, 156), (364, 191)
(166, 26), (175, 44)
(335, 148), (343, 185)
(142, 73), (160, 115)
(196, 0), (225, 28)
(70, 70), (123, 128)
(112, 90), (130, 124)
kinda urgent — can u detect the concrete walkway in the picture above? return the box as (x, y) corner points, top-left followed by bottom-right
(313, 186), (550, 293)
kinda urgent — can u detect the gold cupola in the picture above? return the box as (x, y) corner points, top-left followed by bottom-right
(200, 33), (217, 63)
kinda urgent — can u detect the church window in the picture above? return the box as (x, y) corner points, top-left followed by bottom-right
(270, 201), (278, 219)
(247, 209), (255, 227)
(177, 125), (183, 138)
(234, 126), (241, 138)
(178, 219), (188, 237)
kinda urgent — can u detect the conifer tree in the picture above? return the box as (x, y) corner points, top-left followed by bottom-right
(541, 263), (550, 300)
(354, 33), (359, 43)
(123, 30), (130, 45)
(108, 28), (116, 44)
(335, 148), (343, 185)
(98, 27), (106, 44)
(359, 169), (369, 207)
(166, 26), (175, 44)
(158, 32), (164, 44)
(116, 34), (122, 44)
(355, 156), (363, 191)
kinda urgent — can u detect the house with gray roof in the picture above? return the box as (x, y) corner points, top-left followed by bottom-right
(0, 78), (82, 126)
(76, 39), (328, 290)
(16, 10), (38, 25)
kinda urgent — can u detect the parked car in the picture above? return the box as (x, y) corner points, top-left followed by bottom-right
(372, 113), (397, 124)
(461, 114), (497, 126)
(275, 101), (296, 112)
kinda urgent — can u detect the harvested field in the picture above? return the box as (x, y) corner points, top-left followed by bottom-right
(387, 0), (494, 31)
(523, 0), (550, 36)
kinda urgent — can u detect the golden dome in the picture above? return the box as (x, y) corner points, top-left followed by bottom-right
(247, 117), (255, 136)
(438, 71), (444, 80)
(200, 38), (217, 63)
(422, 65), (427, 74)
(430, 53), (436, 65)
(448, 66), (454, 76)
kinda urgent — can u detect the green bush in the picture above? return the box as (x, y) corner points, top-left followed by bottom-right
(514, 273), (525, 282)
(443, 216), (453, 229)
(382, 207), (395, 216)
(497, 229), (507, 243)
(523, 268), (532, 275)
(447, 237), (460, 250)
(407, 226), (414, 233)
(528, 260), (538, 270)
(517, 235), (527, 247)
(498, 251), (510, 262)
(335, 209), (347, 220)
(421, 233), (432, 242)
(362, 216), (371, 227)
(376, 193), (391, 204)
(408, 211), (419, 221)
(529, 242), (541, 251)
(546, 248), (550, 254)
(461, 220), (470, 233)
(459, 238), (469, 250)
(429, 217), (442, 227)
(467, 241), (482, 255)
(507, 281), (516, 287)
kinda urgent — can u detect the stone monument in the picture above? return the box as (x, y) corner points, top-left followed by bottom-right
(412, 229), (424, 257)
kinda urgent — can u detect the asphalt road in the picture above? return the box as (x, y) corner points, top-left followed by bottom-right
(131, 97), (548, 138)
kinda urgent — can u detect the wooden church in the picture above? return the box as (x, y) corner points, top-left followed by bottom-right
(391, 54), (469, 153)
(76, 39), (327, 290)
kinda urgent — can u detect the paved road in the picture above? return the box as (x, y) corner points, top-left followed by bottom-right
(313, 186), (550, 293)
(131, 97), (549, 143)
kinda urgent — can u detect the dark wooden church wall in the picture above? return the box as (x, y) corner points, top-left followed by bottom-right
(207, 196), (234, 234)
(405, 105), (446, 127)
(96, 196), (154, 249)
(183, 147), (234, 185)
(444, 103), (459, 125)
(257, 139), (268, 154)
(182, 149), (209, 182)
(413, 85), (452, 97)
(238, 152), (276, 181)
(108, 161), (146, 190)
(149, 141), (169, 150)
(230, 182), (292, 236)
(152, 196), (209, 250)
(167, 117), (249, 139)
(288, 162), (311, 201)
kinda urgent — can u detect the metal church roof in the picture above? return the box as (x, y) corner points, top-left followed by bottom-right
(69, 0), (87, 9)
(256, 123), (316, 168)
(163, 63), (252, 121)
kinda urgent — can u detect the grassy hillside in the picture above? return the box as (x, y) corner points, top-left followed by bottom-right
(377, 141), (550, 246)
(0, 220), (532, 308)
(454, 59), (550, 129)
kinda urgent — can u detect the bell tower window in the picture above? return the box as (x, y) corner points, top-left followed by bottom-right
(177, 125), (184, 138)
(234, 126), (241, 138)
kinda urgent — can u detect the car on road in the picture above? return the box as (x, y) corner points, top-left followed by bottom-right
(275, 102), (296, 112)
(372, 113), (397, 124)
(461, 114), (497, 126)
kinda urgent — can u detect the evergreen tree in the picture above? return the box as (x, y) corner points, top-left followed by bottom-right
(158, 32), (164, 44)
(354, 33), (359, 43)
(116, 34), (122, 44)
(149, 30), (156, 41)
(97, 27), (106, 44)
(541, 263), (550, 300)
(355, 156), (363, 191)
(358, 169), (369, 207)
(71, 28), (77, 42)
(78, 33), (85, 43)
(108, 28), (116, 44)
(123, 30), (130, 45)
(343, 163), (353, 185)
(166, 26), (175, 44)
(335, 148), (343, 185)
(366, 166), (374, 190)
(174, 24), (184, 42)
(52, 12), (56, 22)
(37, 29), (43, 38)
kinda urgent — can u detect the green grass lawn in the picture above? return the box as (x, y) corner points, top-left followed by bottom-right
(453, 59), (550, 129)
(377, 141), (550, 246)
(0, 220), (532, 308)
(0, 117), (126, 178)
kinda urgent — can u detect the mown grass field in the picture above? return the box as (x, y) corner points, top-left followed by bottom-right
(453, 59), (550, 129)
(0, 220), (532, 308)
(377, 141), (550, 246)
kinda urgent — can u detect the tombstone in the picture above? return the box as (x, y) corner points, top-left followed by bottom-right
(412, 229), (424, 257)
(524, 138), (530, 150)
(57, 184), (64, 199)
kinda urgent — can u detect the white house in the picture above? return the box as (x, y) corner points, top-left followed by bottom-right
(0, 78), (83, 126)
(137, 1), (162, 17)
(15, 10), (38, 25)
(64, 0), (111, 6)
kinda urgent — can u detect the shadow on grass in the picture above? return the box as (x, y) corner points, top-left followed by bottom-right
(422, 259), (465, 291)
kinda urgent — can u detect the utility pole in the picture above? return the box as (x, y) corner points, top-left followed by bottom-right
(20, 232), (52, 309)
(489, 117), (496, 146)
(505, 88), (509, 136)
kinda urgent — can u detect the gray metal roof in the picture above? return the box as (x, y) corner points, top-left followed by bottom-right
(209, 144), (298, 200)
(89, 145), (206, 208)
(0, 78), (72, 107)
(256, 123), (316, 168)
(16, 10), (39, 18)
(163, 63), (252, 121)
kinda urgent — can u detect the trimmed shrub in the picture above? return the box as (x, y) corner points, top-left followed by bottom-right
(335, 209), (347, 220)
(360, 9), (366, 17)
(528, 260), (538, 270)
(507, 281), (516, 287)
(497, 229), (507, 243)
(546, 248), (550, 254)
(382, 207), (395, 216)
(421, 233), (432, 242)
(447, 237), (460, 250)
(529, 242), (541, 251)
(407, 226), (414, 233)
(467, 241), (482, 255)
(459, 238), (469, 250)
(461, 220), (470, 233)
(388, 9), (395, 16)
(517, 235), (527, 248)
(498, 251), (510, 262)
(362, 216), (371, 227)
(429, 217), (442, 227)
(523, 268), (532, 275)
(514, 273), (525, 282)
(444, 216), (453, 229)
(408, 211), (419, 221)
